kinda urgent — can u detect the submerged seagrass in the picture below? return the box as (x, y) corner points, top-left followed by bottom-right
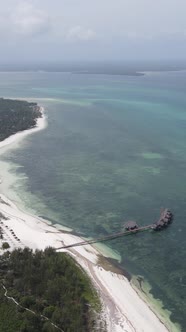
(0, 70), (185, 330)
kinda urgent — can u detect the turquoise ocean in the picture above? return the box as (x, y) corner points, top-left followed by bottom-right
(0, 70), (185, 330)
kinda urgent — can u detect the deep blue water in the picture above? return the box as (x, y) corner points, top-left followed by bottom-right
(0, 70), (186, 330)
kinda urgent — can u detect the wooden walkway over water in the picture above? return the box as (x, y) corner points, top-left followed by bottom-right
(56, 208), (173, 250)
(56, 224), (154, 250)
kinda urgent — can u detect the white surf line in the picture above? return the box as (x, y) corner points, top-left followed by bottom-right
(1, 284), (64, 332)
(0, 103), (179, 332)
(0, 193), (175, 332)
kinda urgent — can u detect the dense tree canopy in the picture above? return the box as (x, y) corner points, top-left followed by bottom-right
(0, 98), (41, 141)
(0, 248), (102, 332)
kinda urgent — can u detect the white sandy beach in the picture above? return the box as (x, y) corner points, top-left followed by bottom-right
(0, 108), (179, 332)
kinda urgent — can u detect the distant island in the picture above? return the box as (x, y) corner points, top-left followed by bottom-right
(0, 98), (42, 142)
(1, 60), (186, 76)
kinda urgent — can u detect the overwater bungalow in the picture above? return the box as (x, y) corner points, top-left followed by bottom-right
(125, 221), (139, 231)
(153, 209), (173, 231)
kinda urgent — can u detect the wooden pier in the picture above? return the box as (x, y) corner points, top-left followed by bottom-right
(56, 224), (153, 250)
(56, 209), (173, 251)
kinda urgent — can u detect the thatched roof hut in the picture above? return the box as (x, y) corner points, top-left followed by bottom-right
(125, 221), (138, 231)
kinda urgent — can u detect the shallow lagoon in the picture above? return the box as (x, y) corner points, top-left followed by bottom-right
(0, 70), (186, 330)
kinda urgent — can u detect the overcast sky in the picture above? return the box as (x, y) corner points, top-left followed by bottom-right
(0, 0), (186, 63)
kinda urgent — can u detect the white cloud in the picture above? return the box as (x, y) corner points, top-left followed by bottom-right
(1, 0), (186, 60)
(66, 26), (96, 42)
(10, 1), (51, 37)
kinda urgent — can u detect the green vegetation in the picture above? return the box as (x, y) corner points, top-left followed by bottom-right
(0, 99), (104, 331)
(0, 98), (41, 141)
(2, 242), (10, 250)
(0, 247), (102, 332)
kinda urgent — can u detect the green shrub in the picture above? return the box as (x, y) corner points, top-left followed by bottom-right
(2, 242), (10, 250)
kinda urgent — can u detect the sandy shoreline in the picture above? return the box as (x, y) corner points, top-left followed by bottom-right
(0, 106), (47, 152)
(0, 107), (179, 332)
